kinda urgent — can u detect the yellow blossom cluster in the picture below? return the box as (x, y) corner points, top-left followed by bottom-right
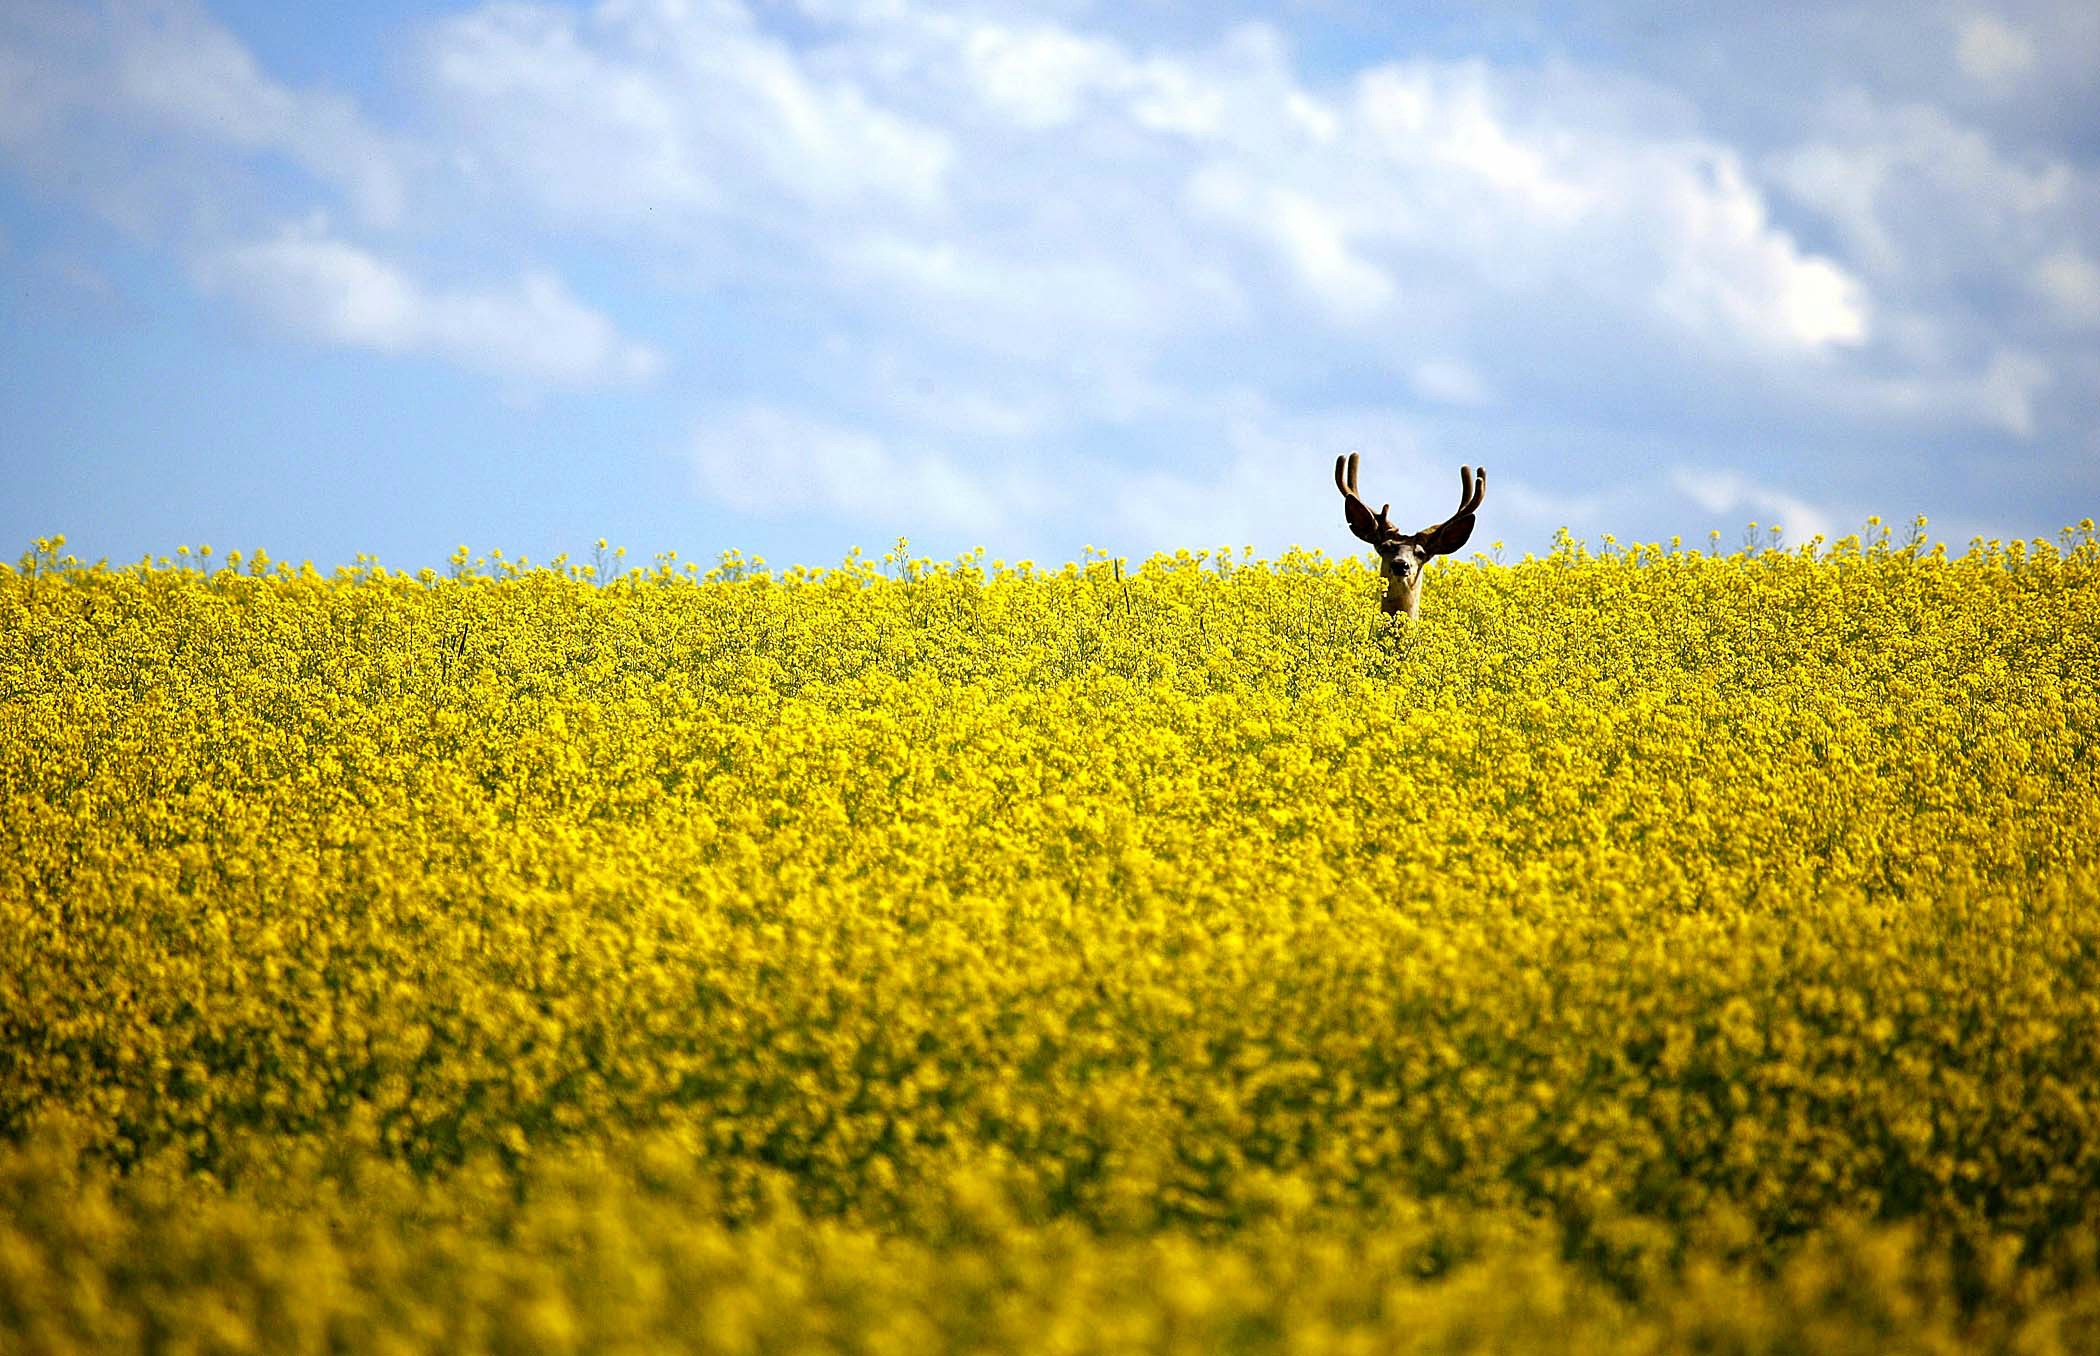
(3, 524), (2098, 1353)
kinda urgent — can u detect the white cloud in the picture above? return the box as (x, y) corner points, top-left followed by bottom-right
(420, 0), (951, 230)
(1760, 88), (2088, 435)
(852, 347), (1055, 440)
(1185, 167), (1395, 320)
(0, 0), (406, 229)
(1353, 65), (1596, 224)
(1768, 94), (2075, 286)
(1170, 56), (1869, 356)
(961, 23), (1126, 130)
(195, 220), (662, 388)
(1100, 402), (1417, 555)
(842, 233), (1220, 353)
(416, 2), (1876, 376)
(2034, 249), (2100, 328)
(691, 404), (1044, 533)
(1955, 13), (2037, 88)
(1669, 468), (1836, 544)
(1645, 150), (1869, 350)
(110, 1), (406, 225)
(1841, 349), (2053, 439)
(1410, 359), (1492, 408)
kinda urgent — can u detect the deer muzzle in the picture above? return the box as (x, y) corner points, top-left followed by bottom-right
(1380, 562), (1423, 618)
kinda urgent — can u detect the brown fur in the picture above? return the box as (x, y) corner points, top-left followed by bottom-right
(1335, 454), (1486, 620)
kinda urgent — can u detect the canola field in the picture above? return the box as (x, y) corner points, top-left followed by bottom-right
(4, 525), (2100, 1354)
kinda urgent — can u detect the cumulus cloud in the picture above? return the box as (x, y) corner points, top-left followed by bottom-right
(195, 220), (662, 388)
(410, 4), (1880, 379)
(1159, 50), (1872, 356)
(418, 0), (951, 232)
(1768, 93), (2074, 286)
(1761, 87), (2089, 437)
(1642, 150), (1869, 351)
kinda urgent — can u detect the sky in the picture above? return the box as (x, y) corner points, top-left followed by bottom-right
(2, 0), (2096, 572)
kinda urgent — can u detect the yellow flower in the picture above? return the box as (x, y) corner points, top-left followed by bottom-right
(2, 524), (2097, 1350)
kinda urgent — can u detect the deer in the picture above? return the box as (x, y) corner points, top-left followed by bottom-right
(1335, 453), (1486, 619)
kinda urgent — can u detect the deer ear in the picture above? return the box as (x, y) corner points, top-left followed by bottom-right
(1342, 494), (1382, 541)
(1422, 512), (1476, 557)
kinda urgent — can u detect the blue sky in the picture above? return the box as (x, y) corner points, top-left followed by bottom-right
(3, 0), (2095, 572)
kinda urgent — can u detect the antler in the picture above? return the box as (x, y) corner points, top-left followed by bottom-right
(1416, 465), (1486, 557)
(1334, 452), (1398, 544)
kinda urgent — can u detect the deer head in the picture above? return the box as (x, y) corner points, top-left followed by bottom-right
(1335, 453), (1486, 619)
